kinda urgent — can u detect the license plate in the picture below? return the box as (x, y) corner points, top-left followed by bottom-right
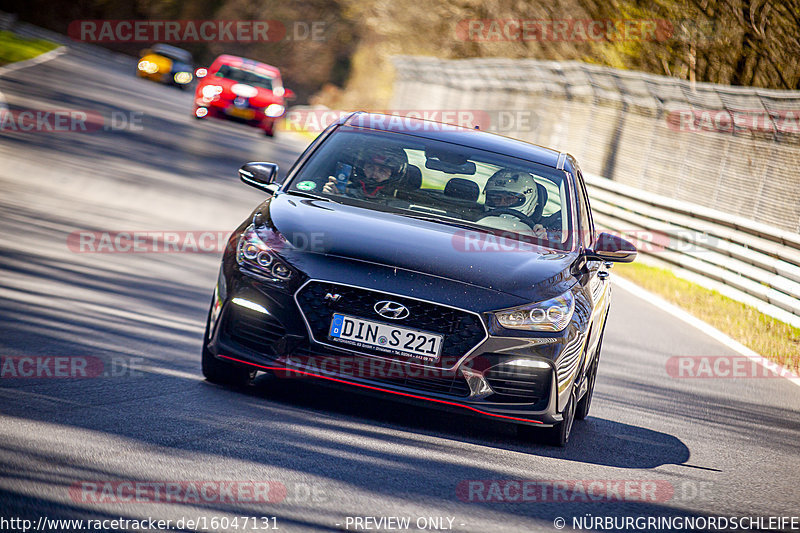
(329, 314), (442, 361)
(226, 107), (254, 119)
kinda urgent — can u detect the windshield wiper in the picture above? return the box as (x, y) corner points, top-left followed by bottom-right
(285, 189), (335, 202)
(398, 212), (487, 232)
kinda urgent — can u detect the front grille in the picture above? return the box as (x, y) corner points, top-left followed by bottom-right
(225, 305), (287, 352)
(295, 282), (486, 366)
(291, 346), (470, 397)
(485, 363), (551, 402)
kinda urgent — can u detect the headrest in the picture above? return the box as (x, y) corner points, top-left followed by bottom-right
(404, 165), (423, 189)
(444, 178), (479, 202)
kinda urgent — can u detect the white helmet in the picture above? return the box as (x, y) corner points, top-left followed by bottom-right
(484, 169), (539, 217)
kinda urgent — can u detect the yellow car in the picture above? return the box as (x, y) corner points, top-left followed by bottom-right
(137, 44), (194, 90)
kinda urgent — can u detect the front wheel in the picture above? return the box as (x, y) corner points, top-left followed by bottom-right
(201, 303), (255, 387)
(575, 359), (597, 420)
(201, 344), (255, 386)
(518, 389), (576, 447)
(576, 327), (605, 420)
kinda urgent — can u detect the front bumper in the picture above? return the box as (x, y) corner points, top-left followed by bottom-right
(205, 261), (586, 427)
(194, 98), (280, 129)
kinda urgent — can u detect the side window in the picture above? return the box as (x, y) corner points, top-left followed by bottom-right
(574, 170), (595, 247)
(283, 122), (338, 183)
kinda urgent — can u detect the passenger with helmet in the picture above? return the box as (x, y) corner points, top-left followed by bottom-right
(322, 144), (408, 199)
(478, 169), (547, 238)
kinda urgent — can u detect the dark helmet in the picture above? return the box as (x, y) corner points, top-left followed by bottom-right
(354, 143), (408, 186)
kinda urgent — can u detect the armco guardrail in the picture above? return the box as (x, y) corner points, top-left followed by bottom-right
(584, 174), (800, 329)
(0, 12), (16, 31)
(391, 56), (800, 234)
(390, 55), (800, 328)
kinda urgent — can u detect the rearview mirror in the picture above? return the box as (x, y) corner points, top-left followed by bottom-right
(586, 232), (637, 263)
(239, 162), (279, 194)
(424, 148), (476, 174)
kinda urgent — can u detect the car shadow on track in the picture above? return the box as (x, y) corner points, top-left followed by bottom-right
(238, 374), (691, 469)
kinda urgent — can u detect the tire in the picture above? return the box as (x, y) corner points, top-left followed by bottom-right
(545, 390), (576, 447)
(576, 328), (605, 420)
(263, 128), (275, 137)
(517, 389), (576, 447)
(201, 343), (255, 387)
(201, 304), (255, 387)
(574, 359), (597, 421)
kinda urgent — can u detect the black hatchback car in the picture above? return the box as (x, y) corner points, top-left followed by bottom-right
(202, 112), (636, 446)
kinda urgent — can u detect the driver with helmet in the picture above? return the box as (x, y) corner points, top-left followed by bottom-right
(479, 169), (547, 238)
(322, 144), (407, 199)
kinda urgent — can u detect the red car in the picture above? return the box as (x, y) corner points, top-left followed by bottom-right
(193, 55), (294, 137)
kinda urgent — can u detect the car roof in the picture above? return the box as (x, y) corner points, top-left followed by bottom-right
(212, 54), (281, 76)
(340, 112), (563, 169)
(152, 44), (192, 63)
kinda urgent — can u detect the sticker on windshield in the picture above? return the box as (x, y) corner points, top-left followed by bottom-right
(296, 180), (317, 191)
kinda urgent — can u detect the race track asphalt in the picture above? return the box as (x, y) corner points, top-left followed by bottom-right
(1, 45), (799, 532)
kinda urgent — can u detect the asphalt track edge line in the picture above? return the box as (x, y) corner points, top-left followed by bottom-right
(613, 276), (800, 389)
(0, 45), (66, 77)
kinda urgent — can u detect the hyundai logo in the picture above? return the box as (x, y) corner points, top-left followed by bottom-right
(374, 300), (410, 320)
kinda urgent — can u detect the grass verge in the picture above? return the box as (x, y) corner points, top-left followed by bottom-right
(0, 30), (58, 67)
(615, 261), (800, 373)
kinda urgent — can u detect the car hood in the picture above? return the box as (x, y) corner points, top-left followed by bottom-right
(254, 193), (578, 302)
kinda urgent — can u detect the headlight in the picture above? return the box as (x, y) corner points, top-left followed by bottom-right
(265, 104), (285, 117)
(174, 72), (193, 84)
(137, 60), (159, 74)
(201, 85), (223, 99)
(236, 224), (294, 281)
(493, 291), (575, 332)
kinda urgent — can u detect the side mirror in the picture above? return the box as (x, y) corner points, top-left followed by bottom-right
(283, 88), (296, 100)
(195, 67), (208, 78)
(239, 162), (279, 194)
(586, 232), (637, 263)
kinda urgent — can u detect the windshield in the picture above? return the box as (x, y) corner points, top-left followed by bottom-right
(152, 44), (192, 64)
(287, 129), (573, 250)
(215, 65), (274, 90)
